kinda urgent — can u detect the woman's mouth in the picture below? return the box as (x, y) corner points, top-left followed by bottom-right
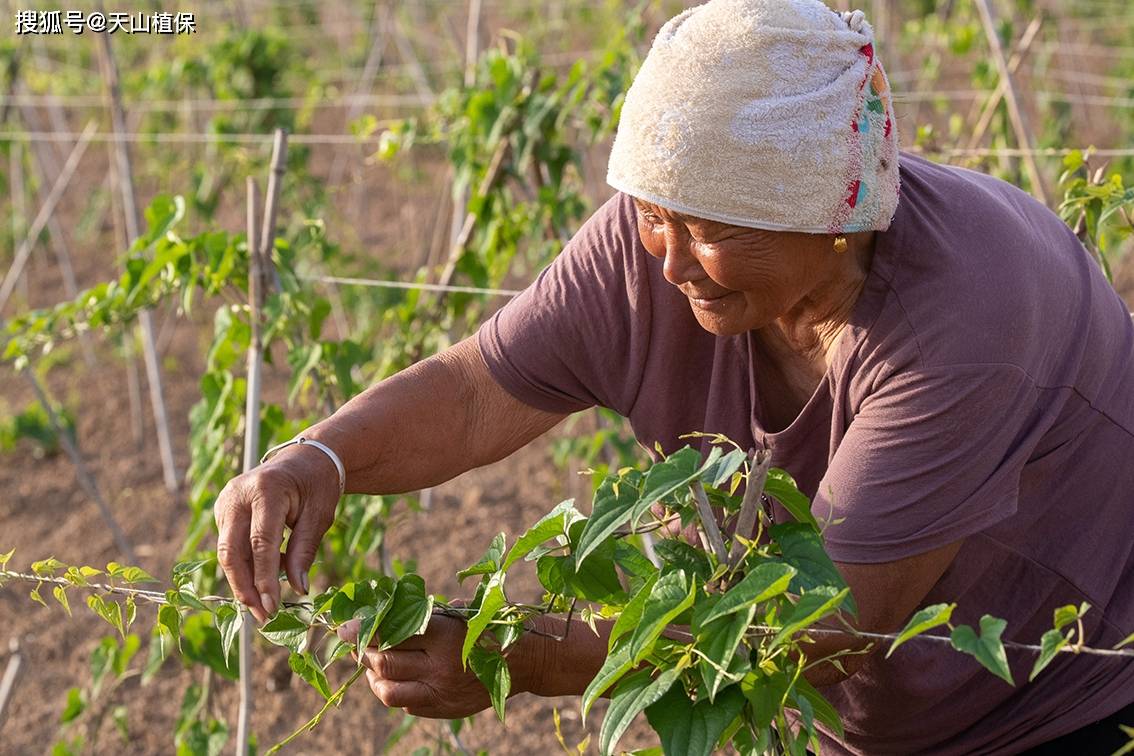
(687, 290), (733, 310)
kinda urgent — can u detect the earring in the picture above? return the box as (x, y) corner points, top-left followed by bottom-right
(833, 235), (848, 254)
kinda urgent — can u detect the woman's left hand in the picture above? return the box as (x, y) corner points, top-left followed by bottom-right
(337, 614), (523, 719)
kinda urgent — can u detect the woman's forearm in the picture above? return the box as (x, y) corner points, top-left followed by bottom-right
(299, 337), (566, 496)
(518, 615), (615, 698)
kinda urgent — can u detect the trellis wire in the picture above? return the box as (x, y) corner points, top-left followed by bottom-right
(6, 86), (1134, 115)
(301, 273), (523, 297)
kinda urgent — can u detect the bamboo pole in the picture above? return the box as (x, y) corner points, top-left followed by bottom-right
(95, 31), (180, 493)
(0, 121), (96, 312)
(23, 371), (137, 563)
(973, 0), (1049, 205)
(236, 128), (289, 756)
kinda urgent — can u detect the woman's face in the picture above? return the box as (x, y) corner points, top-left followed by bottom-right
(632, 198), (831, 336)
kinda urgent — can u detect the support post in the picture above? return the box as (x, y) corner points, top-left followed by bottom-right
(0, 639), (23, 731)
(973, 0), (1049, 205)
(235, 128), (288, 756)
(0, 122), (97, 312)
(95, 31), (180, 492)
(23, 371), (136, 563)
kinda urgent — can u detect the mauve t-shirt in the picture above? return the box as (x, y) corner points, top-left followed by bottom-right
(476, 153), (1134, 754)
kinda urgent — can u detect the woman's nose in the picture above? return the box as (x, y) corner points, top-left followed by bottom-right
(661, 226), (703, 286)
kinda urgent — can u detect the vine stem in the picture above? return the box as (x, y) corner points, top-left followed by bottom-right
(263, 665), (366, 756)
(2, 568), (1131, 659)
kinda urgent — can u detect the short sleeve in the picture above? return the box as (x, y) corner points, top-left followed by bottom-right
(815, 364), (1042, 564)
(476, 193), (652, 416)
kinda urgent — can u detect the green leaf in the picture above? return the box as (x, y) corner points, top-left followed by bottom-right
(700, 562), (796, 626)
(653, 540), (713, 583)
(537, 546), (625, 604)
(457, 533), (506, 583)
(211, 605), (238, 664)
(502, 500), (581, 570)
(1115, 632), (1134, 650)
(118, 566), (157, 584)
(772, 587), (850, 649)
(180, 613), (237, 680)
(630, 446), (704, 523)
(0, 548), (13, 568)
(1029, 628), (1070, 682)
(608, 573), (659, 651)
(628, 570), (695, 663)
(468, 646), (511, 722)
(355, 587), (396, 660)
(376, 574), (434, 650)
(462, 573), (507, 667)
(259, 612), (308, 654)
(771, 523), (856, 616)
(86, 595), (125, 638)
(171, 559), (211, 589)
(600, 667), (679, 756)
(887, 603), (955, 658)
(60, 687), (86, 724)
(697, 604), (756, 701)
(950, 615), (1014, 685)
(32, 557), (65, 576)
(582, 639), (634, 719)
(1052, 602), (1090, 631)
(790, 675), (844, 739)
(288, 652), (333, 700)
(645, 684), (745, 756)
(764, 470), (818, 530)
(742, 669), (792, 730)
(700, 448), (748, 489)
(53, 586), (71, 617)
(576, 475), (641, 565)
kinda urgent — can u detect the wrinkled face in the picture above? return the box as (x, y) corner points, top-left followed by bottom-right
(632, 198), (830, 336)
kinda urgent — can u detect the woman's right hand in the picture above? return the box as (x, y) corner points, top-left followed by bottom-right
(214, 443), (342, 623)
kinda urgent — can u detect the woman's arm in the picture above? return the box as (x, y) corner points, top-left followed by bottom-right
(214, 335), (569, 622)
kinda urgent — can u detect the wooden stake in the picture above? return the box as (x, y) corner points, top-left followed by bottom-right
(0, 639), (23, 731)
(965, 16), (1043, 152)
(23, 370), (137, 563)
(236, 177), (262, 756)
(728, 450), (773, 570)
(973, 0), (1049, 205)
(0, 121), (96, 312)
(691, 482), (729, 567)
(327, 0), (389, 190)
(236, 128), (288, 756)
(9, 140), (27, 306)
(12, 95), (97, 365)
(95, 31), (180, 493)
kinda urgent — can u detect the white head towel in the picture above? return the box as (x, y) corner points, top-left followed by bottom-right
(606, 0), (900, 234)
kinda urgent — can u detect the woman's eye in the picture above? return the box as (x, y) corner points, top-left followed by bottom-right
(641, 212), (662, 226)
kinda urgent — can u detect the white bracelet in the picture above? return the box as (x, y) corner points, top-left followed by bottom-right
(260, 436), (346, 497)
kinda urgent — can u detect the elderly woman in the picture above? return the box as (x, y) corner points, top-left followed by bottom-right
(214, 0), (1134, 752)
